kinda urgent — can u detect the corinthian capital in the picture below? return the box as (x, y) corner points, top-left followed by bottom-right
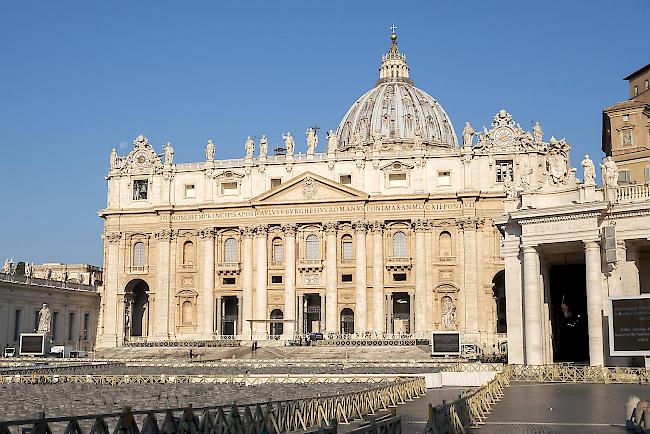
(368, 221), (384, 234)
(154, 228), (176, 241)
(104, 232), (122, 244)
(323, 221), (338, 235)
(412, 219), (429, 232)
(254, 225), (268, 237)
(353, 220), (367, 233)
(198, 228), (215, 239)
(456, 217), (485, 230)
(282, 223), (297, 237)
(241, 226), (255, 238)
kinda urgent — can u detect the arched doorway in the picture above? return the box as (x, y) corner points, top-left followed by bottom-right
(125, 279), (149, 338)
(270, 309), (283, 336)
(340, 308), (354, 334)
(492, 270), (506, 333)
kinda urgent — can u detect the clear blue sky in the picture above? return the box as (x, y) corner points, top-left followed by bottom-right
(0, 1), (648, 266)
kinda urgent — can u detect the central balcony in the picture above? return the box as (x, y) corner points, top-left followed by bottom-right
(298, 259), (324, 272)
(385, 257), (412, 271)
(216, 262), (241, 275)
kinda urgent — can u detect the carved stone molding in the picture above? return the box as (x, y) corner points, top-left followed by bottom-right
(241, 226), (255, 238)
(412, 219), (429, 232)
(432, 219), (456, 228)
(368, 221), (384, 234)
(455, 217), (485, 230)
(198, 228), (216, 239)
(105, 232), (122, 244)
(323, 221), (338, 235)
(154, 228), (176, 241)
(282, 223), (297, 237)
(353, 220), (367, 233)
(254, 225), (269, 237)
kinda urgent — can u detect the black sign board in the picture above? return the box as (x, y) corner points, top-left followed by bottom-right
(609, 295), (650, 356)
(431, 332), (461, 356)
(19, 334), (45, 355)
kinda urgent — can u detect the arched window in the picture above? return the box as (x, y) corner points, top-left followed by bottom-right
(306, 234), (319, 260)
(272, 237), (284, 262)
(392, 231), (407, 258)
(439, 231), (452, 257)
(182, 301), (193, 325)
(224, 238), (237, 262)
(341, 235), (353, 260)
(133, 242), (145, 267)
(270, 309), (284, 336)
(182, 241), (194, 265)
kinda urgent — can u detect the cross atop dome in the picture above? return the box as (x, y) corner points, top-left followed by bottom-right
(378, 25), (411, 84)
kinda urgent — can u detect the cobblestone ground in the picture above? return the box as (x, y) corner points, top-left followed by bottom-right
(0, 381), (376, 421)
(472, 382), (647, 433)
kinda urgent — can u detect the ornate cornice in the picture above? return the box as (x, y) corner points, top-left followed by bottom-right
(431, 219), (456, 228)
(353, 220), (367, 233)
(282, 223), (297, 237)
(455, 217), (485, 230)
(198, 228), (216, 239)
(154, 228), (176, 241)
(520, 212), (601, 225)
(412, 219), (429, 232)
(323, 221), (338, 235)
(241, 226), (255, 238)
(254, 225), (268, 237)
(368, 221), (384, 234)
(105, 232), (122, 244)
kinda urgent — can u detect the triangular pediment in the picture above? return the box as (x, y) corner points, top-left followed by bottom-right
(251, 172), (368, 205)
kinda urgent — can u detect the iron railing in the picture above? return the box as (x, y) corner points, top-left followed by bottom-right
(504, 364), (650, 384)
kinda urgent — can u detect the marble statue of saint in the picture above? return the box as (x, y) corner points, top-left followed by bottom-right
(601, 156), (619, 188)
(462, 121), (474, 147)
(581, 155), (596, 186)
(62, 270), (68, 282)
(533, 122), (543, 144)
(2, 258), (9, 274)
(306, 128), (318, 155)
(110, 148), (118, 170)
(441, 297), (456, 330)
(413, 127), (423, 149)
(326, 130), (337, 154)
(503, 168), (516, 198)
(244, 136), (255, 159)
(37, 303), (52, 336)
(46, 268), (52, 280)
(205, 140), (215, 161)
(259, 134), (268, 158)
(282, 132), (295, 156)
(163, 142), (174, 165)
(24, 262), (31, 279)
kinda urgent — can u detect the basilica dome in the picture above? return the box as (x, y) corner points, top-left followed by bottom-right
(335, 31), (458, 151)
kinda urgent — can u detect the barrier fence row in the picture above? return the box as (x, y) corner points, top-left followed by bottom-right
(0, 376), (426, 434)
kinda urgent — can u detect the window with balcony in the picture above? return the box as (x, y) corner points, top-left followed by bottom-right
(272, 237), (284, 262)
(133, 180), (148, 201)
(133, 242), (145, 268)
(182, 241), (194, 266)
(392, 231), (407, 258)
(224, 238), (238, 262)
(306, 234), (320, 260)
(341, 235), (353, 260)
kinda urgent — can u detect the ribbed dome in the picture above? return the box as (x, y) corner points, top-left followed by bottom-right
(335, 31), (458, 151)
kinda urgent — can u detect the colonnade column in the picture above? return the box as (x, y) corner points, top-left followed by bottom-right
(297, 294), (304, 335)
(241, 227), (254, 340)
(413, 219), (428, 334)
(459, 218), (479, 333)
(370, 222), (385, 333)
(523, 245), (543, 365)
(154, 229), (173, 339)
(199, 228), (215, 339)
(100, 232), (121, 347)
(254, 225), (268, 339)
(236, 294), (243, 335)
(585, 241), (604, 366)
(324, 222), (338, 333)
(215, 295), (222, 336)
(387, 293), (394, 334)
(283, 224), (297, 338)
(320, 295), (326, 332)
(353, 221), (367, 333)
(503, 244), (524, 364)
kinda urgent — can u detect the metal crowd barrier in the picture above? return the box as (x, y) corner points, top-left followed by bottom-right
(123, 339), (241, 347)
(314, 339), (429, 346)
(504, 364), (650, 384)
(0, 376), (426, 434)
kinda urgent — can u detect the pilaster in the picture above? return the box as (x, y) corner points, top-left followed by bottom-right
(353, 220), (367, 333)
(324, 221), (338, 333)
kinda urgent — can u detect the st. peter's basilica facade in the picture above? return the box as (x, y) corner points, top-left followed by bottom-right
(97, 31), (572, 348)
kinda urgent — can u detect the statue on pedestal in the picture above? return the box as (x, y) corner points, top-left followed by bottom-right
(462, 121), (474, 147)
(533, 122), (543, 144)
(110, 148), (118, 170)
(259, 135), (268, 158)
(205, 140), (215, 161)
(282, 132), (295, 156)
(601, 156), (619, 188)
(163, 142), (174, 165)
(581, 155), (596, 186)
(306, 128), (318, 155)
(244, 136), (255, 159)
(37, 303), (52, 336)
(441, 297), (456, 330)
(326, 130), (337, 154)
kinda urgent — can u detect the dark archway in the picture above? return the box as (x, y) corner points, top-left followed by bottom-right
(125, 279), (149, 337)
(270, 309), (283, 336)
(492, 270), (506, 333)
(340, 308), (354, 334)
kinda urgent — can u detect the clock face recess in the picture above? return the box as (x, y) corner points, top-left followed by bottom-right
(494, 127), (515, 146)
(133, 151), (149, 168)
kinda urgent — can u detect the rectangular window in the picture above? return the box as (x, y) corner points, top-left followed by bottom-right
(83, 314), (90, 339)
(339, 175), (352, 185)
(14, 310), (21, 342)
(271, 178), (282, 188)
(52, 312), (58, 341)
(342, 239), (353, 260)
(618, 170), (631, 184)
(341, 274), (353, 283)
(646, 79), (649, 91)
(496, 161), (513, 183)
(273, 243), (284, 262)
(393, 273), (407, 282)
(644, 167), (650, 183)
(221, 182), (238, 195)
(133, 179), (148, 200)
(438, 171), (451, 186)
(634, 85), (639, 96)
(185, 184), (196, 198)
(388, 172), (408, 187)
(623, 114), (630, 121)
(68, 312), (75, 341)
(223, 277), (236, 285)
(271, 275), (283, 284)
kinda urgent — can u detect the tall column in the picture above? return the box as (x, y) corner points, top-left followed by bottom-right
(241, 227), (254, 340)
(154, 229), (173, 339)
(283, 224), (297, 338)
(199, 228), (215, 339)
(625, 243), (641, 295)
(523, 245), (543, 365)
(297, 294), (304, 335)
(459, 218), (479, 333)
(387, 292), (394, 334)
(409, 292), (415, 334)
(370, 222), (385, 333)
(324, 222), (338, 333)
(585, 241), (604, 366)
(413, 220), (428, 334)
(320, 295), (326, 332)
(236, 294), (243, 335)
(215, 295), (222, 336)
(254, 225), (268, 339)
(100, 232), (121, 347)
(503, 244), (524, 364)
(353, 221), (367, 333)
